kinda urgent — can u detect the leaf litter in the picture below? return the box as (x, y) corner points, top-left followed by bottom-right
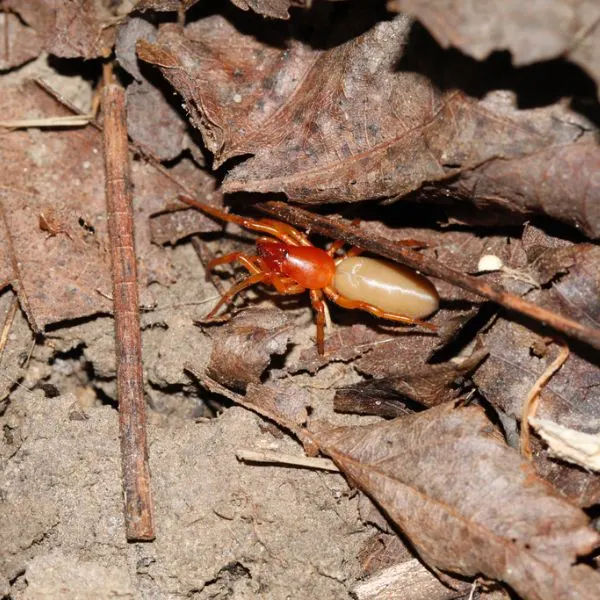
(0, 2), (599, 599)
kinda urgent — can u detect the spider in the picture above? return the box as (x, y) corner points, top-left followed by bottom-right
(179, 195), (439, 355)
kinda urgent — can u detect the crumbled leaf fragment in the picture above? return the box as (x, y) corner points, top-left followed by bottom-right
(0, 13), (42, 70)
(206, 308), (292, 391)
(4, 0), (116, 59)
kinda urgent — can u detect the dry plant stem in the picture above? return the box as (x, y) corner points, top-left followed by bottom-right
(236, 448), (339, 472)
(190, 236), (227, 295)
(103, 81), (155, 542)
(260, 201), (600, 351)
(0, 294), (18, 363)
(0, 205), (39, 333)
(520, 341), (570, 458)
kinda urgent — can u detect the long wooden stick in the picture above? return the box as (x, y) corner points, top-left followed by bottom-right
(103, 80), (155, 541)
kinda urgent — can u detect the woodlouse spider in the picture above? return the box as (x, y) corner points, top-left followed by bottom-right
(179, 195), (439, 355)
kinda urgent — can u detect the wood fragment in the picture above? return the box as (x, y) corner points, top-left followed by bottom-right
(236, 448), (339, 472)
(520, 341), (570, 458)
(102, 79), (155, 542)
(352, 558), (464, 600)
(191, 236), (227, 295)
(0, 293), (18, 363)
(258, 201), (600, 352)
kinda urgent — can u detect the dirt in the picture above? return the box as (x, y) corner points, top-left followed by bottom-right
(0, 240), (374, 600)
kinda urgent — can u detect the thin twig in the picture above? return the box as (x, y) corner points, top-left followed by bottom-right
(0, 204), (39, 333)
(103, 77), (155, 541)
(236, 448), (339, 472)
(0, 294), (18, 364)
(520, 341), (570, 458)
(190, 236), (227, 295)
(258, 201), (600, 351)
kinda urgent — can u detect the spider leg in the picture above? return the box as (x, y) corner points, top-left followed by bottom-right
(206, 272), (268, 319)
(323, 286), (437, 331)
(327, 239), (346, 257)
(309, 289), (328, 356)
(179, 194), (311, 246)
(270, 276), (305, 295)
(207, 252), (261, 274)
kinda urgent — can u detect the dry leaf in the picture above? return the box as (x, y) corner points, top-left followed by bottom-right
(314, 402), (600, 600)
(334, 348), (488, 416)
(0, 13), (42, 70)
(474, 321), (600, 433)
(230, 0), (309, 19)
(205, 308), (293, 391)
(138, 12), (600, 236)
(126, 80), (188, 161)
(4, 0), (116, 59)
(388, 0), (600, 99)
(532, 441), (600, 508)
(134, 0), (200, 12)
(0, 82), (179, 328)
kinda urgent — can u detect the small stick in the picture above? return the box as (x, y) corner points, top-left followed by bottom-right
(236, 448), (339, 472)
(520, 341), (570, 458)
(259, 201), (600, 351)
(0, 294), (18, 363)
(190, 236), (227, 295)
(102, 78), (155, 541)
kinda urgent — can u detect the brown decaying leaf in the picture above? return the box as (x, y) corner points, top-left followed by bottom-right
(475, 319), (600, 433)
(474, 239), (600, 433)
(205, 308), (293, 391)
(150, 208), (221, 246)
(0, 13), (42, 70)
(138, 12), (600, 237)
(126, 81), (187, 161)
(335, 348), (488, 416)
(134, 0), (200, 12)
(314, 402), (600, 600)
(3, 0), (116, 59)
(0, 82), (181, 328)
(115, 18), (189, 162)
(245, 380), (310, 427)
(115, 16), (157, 82)
(533, 442), (600, 509)
(388, 0), (600, 99)
(229, 0), (309, 19)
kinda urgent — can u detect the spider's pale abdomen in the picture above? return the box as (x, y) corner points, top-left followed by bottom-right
(334, 256), (439, 318)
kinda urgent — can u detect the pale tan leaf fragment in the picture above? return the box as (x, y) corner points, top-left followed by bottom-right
(530, 418), (600, 472)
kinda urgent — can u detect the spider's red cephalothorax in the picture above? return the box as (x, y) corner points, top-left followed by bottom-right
(180, 195), (439, 355)
(257, 240), (336, 290)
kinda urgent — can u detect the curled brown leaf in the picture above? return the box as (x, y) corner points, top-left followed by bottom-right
(314, 402), (600, 600)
